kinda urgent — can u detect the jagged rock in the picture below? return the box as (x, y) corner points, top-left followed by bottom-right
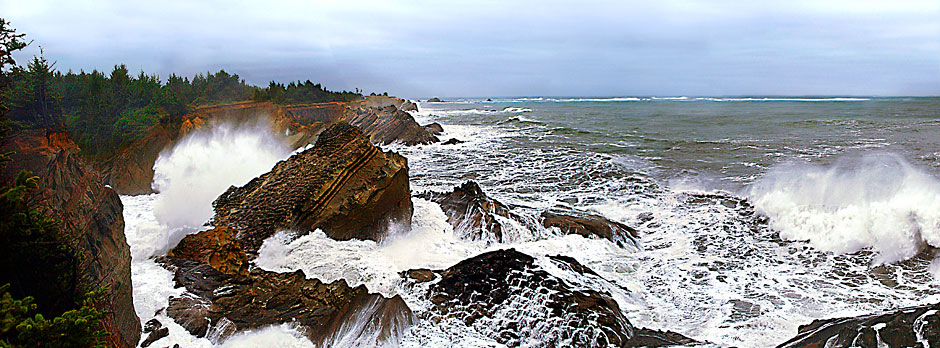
(417, 249), (696, 347)
(442, 138), (464, 145)
(167, 227), (249, 276)
(0, 130), (141, 348)
(776, 303), (940, 348)
(416, 181), (515, 242)
(541, 207), (639, 248)
(161, 258), (416, 345)
(212, 123), (413, 254)
(140, 319), (169, 347)
(424, 122), (444, 135)
(97, 128), (171, 195)
(346, 105), (439, 145)
(400, 269), (437, 283)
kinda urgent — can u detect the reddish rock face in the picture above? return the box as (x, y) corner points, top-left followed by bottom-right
(1, 130), (140, 348)
(96, 127), (171, 195)
(212, 122), (413, 253)
(167, 227), (248, 276)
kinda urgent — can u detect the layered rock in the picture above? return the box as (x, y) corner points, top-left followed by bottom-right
(412, 249), (696, 347)
(212, 123), (413, 253)
(0, 130), (140, 348)
(346, 104), (439, 145)
(424, 122), (444, 136)
(160, 256), (416, 345)
(777, 303), (940, 348)
(167, 226), (249, 276)
(541, 207), (639, 249)
(416, 181), (516, 242)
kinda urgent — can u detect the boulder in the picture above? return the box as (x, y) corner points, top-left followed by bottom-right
(212, 123), (413, 254)
(140, 319), (169, 347)
(167, 227), (249, 276)
(427, 97), (443, 102)
(442, 138), (464, 145)
(416, 249), (697, 347)
(776, 303), (940, 348)
(0, 130), (140, 347)
(161, 257), (416, 345)
(424, 122), (444, 135)
(416, 181), (515, 242)
(541, 208), (639, 248)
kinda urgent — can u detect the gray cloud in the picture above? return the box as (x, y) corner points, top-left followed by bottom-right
(3, 0), (938, 97)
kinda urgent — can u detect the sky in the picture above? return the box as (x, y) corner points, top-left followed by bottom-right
(2, 0), (938, 97)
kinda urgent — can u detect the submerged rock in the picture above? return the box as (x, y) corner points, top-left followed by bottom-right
(0, 130), (141, 347)
(413, 249), (697, 347)
(541, 207), (639, 249)
(212, 123), (413, 253)
(442, 138), (465, 145)
(416, 181), (516, 242)
(777, 303), (940, 348)
(160, 257), (416, 345)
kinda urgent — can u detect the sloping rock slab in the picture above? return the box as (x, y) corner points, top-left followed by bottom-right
(541, 207), (639, 249)
(212, 122), (413, 254)
(160, 257), (416, 345)
(416, 181), (515, 243)
(418, 249), (697, 347)
(776, 303), (940, 348)
(346, 105), (439, 145)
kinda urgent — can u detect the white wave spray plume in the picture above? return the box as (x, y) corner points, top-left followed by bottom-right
(149, 119), (291, 256)
(749, 153), (940, 264)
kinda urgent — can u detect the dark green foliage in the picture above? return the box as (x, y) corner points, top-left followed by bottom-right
(0, 284), (108, 348)
(251, 80), (361, 105)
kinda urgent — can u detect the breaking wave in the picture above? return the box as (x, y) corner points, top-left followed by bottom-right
(749, 153), (940, 264)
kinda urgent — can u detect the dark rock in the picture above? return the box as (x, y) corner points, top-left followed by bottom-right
(167, 227), (249, 276)
(416, 181), (515, 242)
(140, 319), (169, 347)
(212, 123), (413, 254)
(541, 207), (639, 248)
(346, 104), (439, 145)
(418, 249), (697, 347)
(400, 269), (437, 283)
(777, 302), (940, 348)
(424, 122), (444, 135)
(442, 138), (464, 145)
(161, 258), (416, 345)
(96, 128), (171, 195)
(427, 97), (443, 102)
(0, 130), (140, 347)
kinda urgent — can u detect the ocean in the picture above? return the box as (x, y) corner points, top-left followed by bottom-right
(123, 96), (940, 347)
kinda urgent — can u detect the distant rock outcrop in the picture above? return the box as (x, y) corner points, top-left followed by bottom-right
(776, 303), (940, 348)
(411, 249), (697, 347)
(427, 97), (443, 102)
(0, 130), (140, 348)
(212, 123), (413, 254)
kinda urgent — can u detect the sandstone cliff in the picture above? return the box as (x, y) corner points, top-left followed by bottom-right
(1, 130), (140, 348)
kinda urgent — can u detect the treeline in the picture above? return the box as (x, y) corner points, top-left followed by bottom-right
(3, 49), (362, 158)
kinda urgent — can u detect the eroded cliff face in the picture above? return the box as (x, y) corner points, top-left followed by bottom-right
(1, 130), (140, 348)
(99, 96), (433, 195)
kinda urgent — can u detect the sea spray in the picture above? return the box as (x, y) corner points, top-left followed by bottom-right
(749, 152), (940, 264)
(149, 119), (291, 255)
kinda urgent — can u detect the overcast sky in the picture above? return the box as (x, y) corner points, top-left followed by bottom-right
(2, 0), (938, 97)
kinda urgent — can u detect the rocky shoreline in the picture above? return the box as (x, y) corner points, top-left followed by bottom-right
(5, 95), (939, 347)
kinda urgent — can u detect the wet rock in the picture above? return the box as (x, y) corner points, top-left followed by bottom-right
(424, 122), (444, 135)
(442, 138), (464, 145)
(140, 319), (169, 347)
(416, 181), (515, 242)
(777, 302), (940, 348)
(418, 249), (697, 348)
(541, 207), (639, 248)
(167, 227), (249, 276)
(212, 123), (413, 254)
(346, 104), (439, 145)
(0, 130), (140, 347)
(161, 258), (416, 345)
(400, 269), (437, 283)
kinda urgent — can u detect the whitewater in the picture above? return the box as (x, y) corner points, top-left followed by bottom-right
(124, 97), (940, 347)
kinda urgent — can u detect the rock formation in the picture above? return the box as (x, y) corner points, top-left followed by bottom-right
(410, 249), (697, 347)
(0, 130), (140, 348)
(167, 226), (248, 276)
(541, 207), (639, 249)
(416, 181), (516, 242)
(776, 303), (940, 348)
(212, 123), (413, 254)
(346, 104), (439, 145)
(95, 128), (171, 195)
(424, 122), (444, 135)
(160, 256), (416, 345)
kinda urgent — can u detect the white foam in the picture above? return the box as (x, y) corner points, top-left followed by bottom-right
(150, 120), (290, 253)
(749, 153), (940, 264)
